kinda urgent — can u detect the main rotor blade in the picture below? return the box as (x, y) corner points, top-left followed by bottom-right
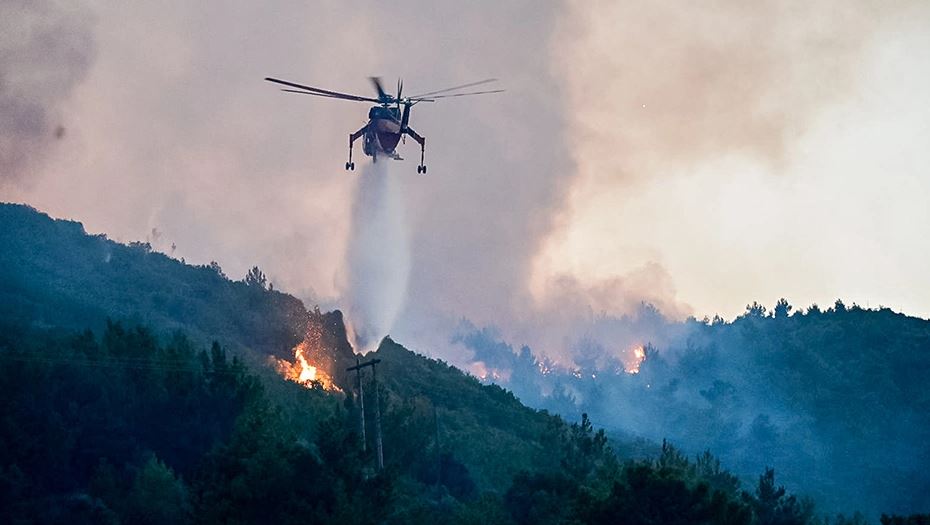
(412, 88), (505, 101)
(265, 77), (380, 103)
(370, 77), (389, 100)
(408, 78), (498, 99)
(279, 89), (374, 102)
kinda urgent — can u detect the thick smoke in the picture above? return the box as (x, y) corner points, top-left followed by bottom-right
(551, 0), (886, 182)
(468, 0), (929, 366)
(342, 161), (410, 352)
(0, 1), (95, 183)
(0, 1), (570, 316)
(535, 0), (930, 321)
(2, 0), (927, 363)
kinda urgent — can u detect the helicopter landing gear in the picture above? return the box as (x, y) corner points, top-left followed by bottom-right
(347, 124), (367, 172)
(404, 126), (427, 175)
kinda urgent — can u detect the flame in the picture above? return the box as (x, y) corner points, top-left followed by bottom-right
(626, 345), (646, 374)
(273, 329), (341, 392)
(469, 360), (489, 380)
(295, 346), (318, 383)
(467, 361), (511, 382)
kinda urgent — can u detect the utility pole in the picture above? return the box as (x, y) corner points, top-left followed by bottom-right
(434, 405), (441, 489)
(371, 361), (383, 471)
(346, 358), (383, 470)
(350, 357), (366, 451)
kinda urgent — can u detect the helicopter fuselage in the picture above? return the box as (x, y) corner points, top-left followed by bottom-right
(348, 103), (426, 171)
(363, 106), (402, 159)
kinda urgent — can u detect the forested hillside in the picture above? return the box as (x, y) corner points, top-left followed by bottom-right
(0, 203), (307, 358)
(0, 203), (577, 502)
(456, 303), (930, 517)
(2, 202), (927, 523)
(0, 322), (831, 524)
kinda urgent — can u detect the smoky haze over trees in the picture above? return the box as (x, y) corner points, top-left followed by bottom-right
(453, 300), (930, 518)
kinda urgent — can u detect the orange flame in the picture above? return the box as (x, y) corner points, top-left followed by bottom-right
(295, 343), (319, 383)
(273, 341), (340, 392)
(626, 345), (646, 374)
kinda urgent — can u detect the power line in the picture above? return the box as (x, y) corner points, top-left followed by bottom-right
(0, 352), (251, 375)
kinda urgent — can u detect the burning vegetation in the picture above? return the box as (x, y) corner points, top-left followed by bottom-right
(274, 340), (339, 391)
(625, 344), (646, 374)
(272, 308), (341, 391)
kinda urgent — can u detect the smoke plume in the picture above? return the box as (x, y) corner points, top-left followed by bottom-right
(0, 0), (95, 183)
(1, 0), (927, 365)
(342, 161), (410, 352)
(533, 0), (929, 323)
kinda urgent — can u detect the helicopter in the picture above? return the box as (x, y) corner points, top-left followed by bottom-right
(264, 76), (503, 173)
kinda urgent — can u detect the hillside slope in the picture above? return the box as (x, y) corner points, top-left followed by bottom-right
(0, 202), (576, 493)
(455, 302), (930, 517)
(4, 202), (927, 521)
(0, 203), (307, 358)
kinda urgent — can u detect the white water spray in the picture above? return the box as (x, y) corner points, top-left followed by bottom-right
(343, 161), (411, 352)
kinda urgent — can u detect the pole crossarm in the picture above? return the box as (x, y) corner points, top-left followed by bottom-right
(346, 358), (382, 372)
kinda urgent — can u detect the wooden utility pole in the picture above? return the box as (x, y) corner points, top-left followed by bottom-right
(350, 358), (366, 451)
(371, 361), (383, 471)
(346, 358), (383, 470)
(434, 405), (441, 489)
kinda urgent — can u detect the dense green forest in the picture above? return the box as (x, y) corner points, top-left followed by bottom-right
(0, 321), (864, 524)
(1, 203), (928, 523)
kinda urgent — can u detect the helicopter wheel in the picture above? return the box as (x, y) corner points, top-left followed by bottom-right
(345, 162), (350, 171)
(419, 165), (427, 174)
(350, 162), (355, 170)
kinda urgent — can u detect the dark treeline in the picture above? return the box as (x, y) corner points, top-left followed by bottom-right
(1, 321), (881, 524)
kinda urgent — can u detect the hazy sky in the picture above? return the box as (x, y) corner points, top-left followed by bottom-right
(3, 0), (929, 358)
(537, 0), (930, 320)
